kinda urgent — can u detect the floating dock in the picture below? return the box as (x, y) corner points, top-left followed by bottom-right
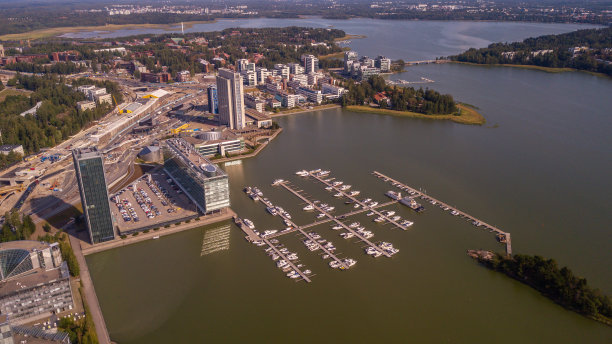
(372, 171), (512, 256)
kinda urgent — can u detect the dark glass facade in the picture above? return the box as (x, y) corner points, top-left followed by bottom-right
(73, 148), (115, 244)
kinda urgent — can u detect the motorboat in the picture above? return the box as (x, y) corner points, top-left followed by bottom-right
(303, 204), (314, 211)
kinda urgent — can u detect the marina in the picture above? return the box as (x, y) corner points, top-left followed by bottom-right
(372, 171), (512, 256)
(235, 169), (414, 283)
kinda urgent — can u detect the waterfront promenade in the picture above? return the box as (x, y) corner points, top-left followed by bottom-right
(81, 209), (235, 255)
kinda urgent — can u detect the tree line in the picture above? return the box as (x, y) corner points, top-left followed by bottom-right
(339, 75), (457, 115)
(5, 61), (86, 75)
(0, 74), (122, 154)
(477, 252), (612, 324)
(449, 27), (612, 76)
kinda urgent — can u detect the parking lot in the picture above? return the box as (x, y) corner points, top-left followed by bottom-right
(110, 170), (198, 233)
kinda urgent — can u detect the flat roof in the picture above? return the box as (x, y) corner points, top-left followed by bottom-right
(245, 108), (271, 121)
(72, 147), (102, 160)
(0, 267), (66, 296)
(165, 138), (227, 178)
(0, 240), (56, 252)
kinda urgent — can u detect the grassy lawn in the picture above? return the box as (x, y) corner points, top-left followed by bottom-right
(0, 88), (32, 102)
(345, 103), (485, 125)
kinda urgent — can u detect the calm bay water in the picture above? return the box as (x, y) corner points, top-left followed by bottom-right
(86, 20), (612, 343)
(63, 17), (600, 60)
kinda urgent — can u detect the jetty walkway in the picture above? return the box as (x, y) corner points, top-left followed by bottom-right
(372, 171), (512, 256)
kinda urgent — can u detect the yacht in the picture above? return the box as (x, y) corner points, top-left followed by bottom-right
(369, 201), (379, 207)
(362, 198), (372, 203)
(243, 219), (255, 229)
(343, 258), (357, 267)
(303, 204), (314, 211)
(310, 168), (322, 173)
(332, 225), (343, 230)
(349, 190), (360, 196)
(329, 261), (342, 269)
(385, 190), (401, 200)
(272, 179), (284, 186)
(334, 192), (343, 198)
(451, 210), (459, 216)
(332, 181), (343, 187)
(295, 170), (309, 177)
(374, 217), (385, 223)
(353, 203), (361, 209)
(322, 254), (330, 259)
(266, 207), (278, 216)
(340, 185), (351, 191)
(284, 219), (292, 226)
(366, 211), (375, 216)
(385, 210), (396, 216)
(325, 186), (333, 191)
(317, 213), (326, 219)
(391, 215), (401, 221)
(401, 220), (414, 227)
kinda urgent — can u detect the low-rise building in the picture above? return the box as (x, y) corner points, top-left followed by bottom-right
(94, 93), (113, 106)
(77, 100), (97, 112)
(0, 241), (73, 325)
(141, 72), (170, 83)
(322, 84), (346, 98)
(175, 70), (191, 82)
(297, 87), (323, 104)
(244, 94), (265, 113)
(245, 109), (273, 128)
(0, 145), (24, 156)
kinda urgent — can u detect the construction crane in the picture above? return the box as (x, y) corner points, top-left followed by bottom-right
(0, 184), (26, 196)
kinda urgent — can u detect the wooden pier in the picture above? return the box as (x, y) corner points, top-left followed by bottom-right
(372, 171), (512, 256)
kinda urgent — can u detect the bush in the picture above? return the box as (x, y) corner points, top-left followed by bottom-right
(43, 223), (52, 232)
(153, 227), (160, 231)
(143, 229), (150, 233)
(175, 222), (182, 226)
(120, 235), (127, 239)
(132, 232), (139, 237)
(185, 219), (191, 223)
(164, 224), (171, 228)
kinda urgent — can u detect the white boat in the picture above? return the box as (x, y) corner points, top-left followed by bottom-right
(317, 213), (326, 219)
(349, 191), (360, 196)
(266, 207), (278, 216)
(349, 222), (360, 228)
(303, 204), (314, 211)
(272, 179), (284, 185)
(366, 212), (375, 216)
(295, 170), (309, 176)
(325, 186), (333, 191)
(451, 210), (459, 216)
(369, 202), (378, 207)
(332, 181), (343, 187)
(391, 216), (401, 221)
(353, 204), (361, 209)
(152, 236), (160, 240)
(385, 210), (396, 216)
(243, 219), (255, 229)
(332, 225), (343, 230)
(333, 193), (343, 198)
(374, 217), (385, 223)
(340, 185), (351, 191)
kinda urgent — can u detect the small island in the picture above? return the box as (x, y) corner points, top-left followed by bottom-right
(468, 250), (612, 326)
(339, 75), (486, 125)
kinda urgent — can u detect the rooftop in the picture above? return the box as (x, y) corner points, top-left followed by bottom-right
(0, 264), (68, 296)
(72, 147), (102, 160)
(0, 240), (57, 252)
(165, 138), (227, 179)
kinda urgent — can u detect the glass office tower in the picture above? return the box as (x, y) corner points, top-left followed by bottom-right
(72, 147), (115, 244)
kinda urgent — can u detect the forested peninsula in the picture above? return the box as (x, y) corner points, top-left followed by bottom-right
(449, 27), (612, 77)
(468, 250), (612, 326)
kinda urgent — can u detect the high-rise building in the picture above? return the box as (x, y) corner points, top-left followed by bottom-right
(207, 85), (218, 114)
(216, 68), (245, 130)
(237, 59), (249, 72)
(72, 148), (115, 244)
(303, 55), (319, 74)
